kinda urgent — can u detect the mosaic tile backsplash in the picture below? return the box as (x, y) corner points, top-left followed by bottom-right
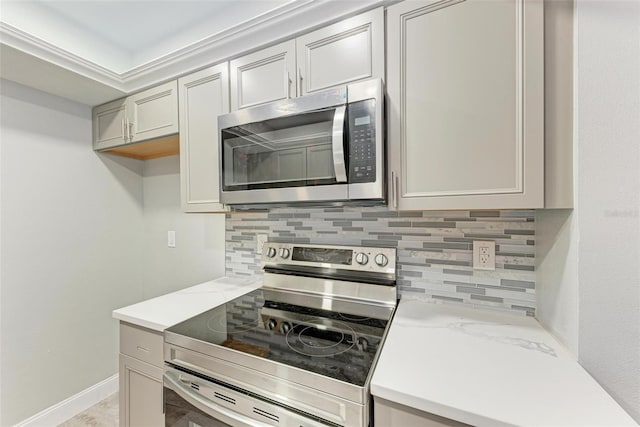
(225, 207), (536, 316)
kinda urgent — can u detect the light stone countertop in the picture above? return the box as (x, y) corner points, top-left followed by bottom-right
(112, 276), (262, 331)
(371, 299), (637, 426)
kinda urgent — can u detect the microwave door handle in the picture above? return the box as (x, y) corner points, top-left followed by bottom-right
(331, 105), (348, 183)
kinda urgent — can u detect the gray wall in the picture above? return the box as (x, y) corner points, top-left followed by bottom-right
(141, 156), (225, 299)
(536, 1), (640, 422)
(0, 79), (145, 425)
(0, 81), (226, 425)
(575, 0), (639, 421)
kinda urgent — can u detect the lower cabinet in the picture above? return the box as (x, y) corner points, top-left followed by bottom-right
(374, 397), (469, 427)
(119, 322), (164, 427)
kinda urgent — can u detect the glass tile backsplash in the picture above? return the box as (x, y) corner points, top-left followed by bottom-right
(225, 206), (535, 316)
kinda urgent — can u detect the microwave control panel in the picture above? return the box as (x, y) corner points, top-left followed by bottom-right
(348, 99), (376, 183)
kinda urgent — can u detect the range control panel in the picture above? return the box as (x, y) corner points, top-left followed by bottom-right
(261, 243), (396, 275)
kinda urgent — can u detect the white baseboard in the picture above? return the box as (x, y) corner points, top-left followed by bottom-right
(14, 374), (118, 427)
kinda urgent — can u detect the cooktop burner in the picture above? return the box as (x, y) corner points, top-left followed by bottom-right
(285, 319), (356, 357)
(167, 288), (390, 386)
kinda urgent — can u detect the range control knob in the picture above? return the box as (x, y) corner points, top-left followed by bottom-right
(281, 322), (292, 334)
(266, 247), (277, 258)
(279, 248), (290, 259)
(374, 253), (389, 267)
(355, 252), (369, 265)
(267, 319), (277, 330)
(356, 337), (369, 352)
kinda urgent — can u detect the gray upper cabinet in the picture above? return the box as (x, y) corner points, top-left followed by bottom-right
(93, 98), (128, 151)
(230, 40), (296, 111)
(229, 7), (384, 110)
(127, 80), (179, 144)
(179, 64), (229, 213)
(296, 7), (384, 96)
(92, 80), (179, 155)
(387, 0), (545, 210)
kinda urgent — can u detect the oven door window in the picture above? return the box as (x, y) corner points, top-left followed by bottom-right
(164, 367), (336, 427)
(165, 387), (229, 427)
(221, 107), (347, 191)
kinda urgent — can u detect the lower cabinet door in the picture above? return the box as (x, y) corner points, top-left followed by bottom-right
(374, 397), (469, 427)
(119, 353), (164, 427)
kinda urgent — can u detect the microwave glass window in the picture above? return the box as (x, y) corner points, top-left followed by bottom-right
(221, 108), (342, 191)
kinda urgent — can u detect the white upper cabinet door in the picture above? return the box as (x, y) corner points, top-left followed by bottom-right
(127, 80), (179, 143)
(93, 98), (128, 150)
(387, 0), (544, 210)
(230, 40), (296, 111)
(178, 64), (230, 213)
(296, 7), (384, 95)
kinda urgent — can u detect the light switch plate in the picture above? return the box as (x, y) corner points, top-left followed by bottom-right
(168, 230), (176, 248)
(473, 240), (495, 270)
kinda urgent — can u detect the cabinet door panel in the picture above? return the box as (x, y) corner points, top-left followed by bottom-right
(119, 354), (164, 427)
(128, 80), (179, 143)
(297, 8), (384, 95)
(179, 64), (229, 212)
(120, 322), (163, 367)
(374, 398), (469, 427)
(93, 98), (127, 150)
(406, 0), (517, 195)
(230, 40), (296, 110)
(387, 0), (543, 210)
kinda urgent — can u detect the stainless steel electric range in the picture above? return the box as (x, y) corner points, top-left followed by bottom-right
(163, 243), (397, 427)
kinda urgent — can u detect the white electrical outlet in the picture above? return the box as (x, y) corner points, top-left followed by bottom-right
(473, 240), (495, 270)
(168, 231), (176, 248)
(256, 234), (268, 254)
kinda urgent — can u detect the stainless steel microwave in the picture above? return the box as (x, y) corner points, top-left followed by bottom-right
(217, 78), (385, 207)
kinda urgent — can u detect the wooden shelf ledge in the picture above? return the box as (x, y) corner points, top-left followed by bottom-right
(101, 134), (179, 160)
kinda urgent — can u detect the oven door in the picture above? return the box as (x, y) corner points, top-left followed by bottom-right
(163, 366), (333, 427)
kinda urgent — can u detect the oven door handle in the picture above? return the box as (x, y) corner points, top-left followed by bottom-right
(164, 370), (271, 427)
(331, 105), (348, 183)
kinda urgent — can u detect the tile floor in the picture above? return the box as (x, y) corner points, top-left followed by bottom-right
(58, 393), (119, 427)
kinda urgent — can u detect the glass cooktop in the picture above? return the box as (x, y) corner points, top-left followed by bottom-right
(166, 288), (391, 387)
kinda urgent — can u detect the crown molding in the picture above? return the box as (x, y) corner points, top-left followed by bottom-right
(0, 0), (393, 102)
(119, 0), (318, 82)
(0, 21), (125, 91)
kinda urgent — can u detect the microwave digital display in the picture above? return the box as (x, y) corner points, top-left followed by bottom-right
(354, 116), (371, 126)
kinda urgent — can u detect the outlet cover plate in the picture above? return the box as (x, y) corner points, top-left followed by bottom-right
(473, 240), (495, 270)
(256, 234), (268, 254)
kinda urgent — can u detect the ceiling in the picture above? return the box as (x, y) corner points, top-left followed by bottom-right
(1, 0), (293, 71)
(0, 0), (388, 104)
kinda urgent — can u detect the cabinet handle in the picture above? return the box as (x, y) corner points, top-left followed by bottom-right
(121, 119), (126, 141)
(128, 120), (134, 143)
(391, 171), (396, 209)
(298, 68), (303, 95)
(286, 71), (292, 99)
(395, 173), (400, 209)
(124, 117), (129, 142)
